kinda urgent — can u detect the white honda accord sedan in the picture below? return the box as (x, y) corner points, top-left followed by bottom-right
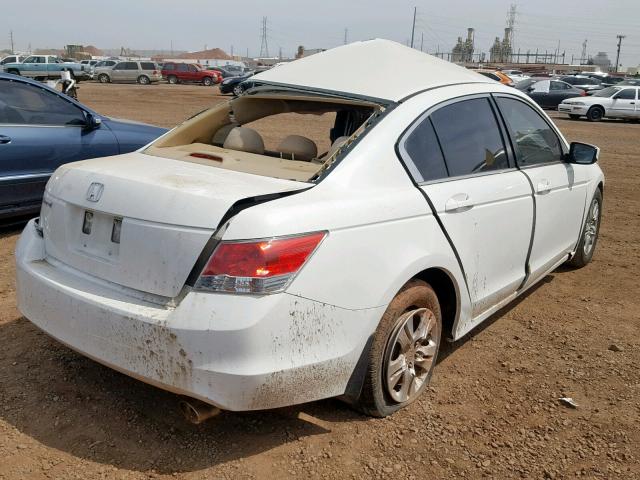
(16, 40), (604, 418)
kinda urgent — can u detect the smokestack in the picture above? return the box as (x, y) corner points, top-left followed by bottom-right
(467, 28), (474, 43)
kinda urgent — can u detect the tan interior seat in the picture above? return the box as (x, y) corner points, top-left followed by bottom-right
(223, 127), (265, 154)
(277, 135), (318, 161)
(211, 124), (236, 145)
(318, 136), (350, 162)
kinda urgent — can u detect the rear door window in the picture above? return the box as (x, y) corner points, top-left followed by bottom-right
(141, 62), (155, 70)
(124, 62), (138, 70)
(177, 64), (189, 72)
(429, 98), (509, 177)
(401, 116), (449, 182)
(495, 96), (562, 166)
(164, 63), (175, 71)
(615, 89), (637, 100)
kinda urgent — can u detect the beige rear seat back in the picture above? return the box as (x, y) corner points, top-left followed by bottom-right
(223, 127), (265, 154)
(277, 135), (318, 161)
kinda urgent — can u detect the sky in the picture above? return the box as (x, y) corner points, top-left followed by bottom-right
(1, 0), (639, 68)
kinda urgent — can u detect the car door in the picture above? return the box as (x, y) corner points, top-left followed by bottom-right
(18, 56), (40, 76)
(399, 96), (534, 318)
(0, 78), (118, 213)
(110, 62), (127, 82)
(177, 63), (189, 81)
(494, 95), (588, 286)
(609, 88), (637, 117)
(124, 62), (140, 82)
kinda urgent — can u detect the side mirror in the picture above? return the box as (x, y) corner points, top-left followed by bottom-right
(567, 142), (599, 165)
(83, 112), (102, 131)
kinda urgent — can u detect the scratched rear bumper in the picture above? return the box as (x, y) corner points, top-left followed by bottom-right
(15, 219), (383, 410)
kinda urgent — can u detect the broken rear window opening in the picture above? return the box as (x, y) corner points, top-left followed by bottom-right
(144, 93), (384, 182)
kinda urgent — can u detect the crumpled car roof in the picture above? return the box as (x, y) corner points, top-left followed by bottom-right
(252, 39), (490, 103)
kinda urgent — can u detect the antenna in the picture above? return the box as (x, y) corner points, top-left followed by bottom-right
(259, 17), (270, 58)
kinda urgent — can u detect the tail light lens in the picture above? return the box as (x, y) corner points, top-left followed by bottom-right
(194, 232), (326, 294)
(580, 90), (587, 96)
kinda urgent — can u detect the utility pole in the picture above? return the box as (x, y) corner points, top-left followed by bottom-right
(615, 34), (625, 72)
(581, 39), (588, 65)
(278, 46), (282, 60)
(259, 17), (270, 58)
(344, 28), (348, 45)
(9, 30), (14, 54)
(420, 32), (424, 52)
(410, 7), (417, 48)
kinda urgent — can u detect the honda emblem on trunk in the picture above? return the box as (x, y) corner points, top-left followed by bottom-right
(86, 182), (104, 202)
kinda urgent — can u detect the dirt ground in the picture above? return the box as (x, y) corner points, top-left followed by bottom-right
(0, 83), (639, 480)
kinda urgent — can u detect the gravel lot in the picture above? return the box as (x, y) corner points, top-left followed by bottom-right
(0, 82), (638, 480)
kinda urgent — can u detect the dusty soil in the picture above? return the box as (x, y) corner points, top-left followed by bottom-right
(0, 83), (639, 480)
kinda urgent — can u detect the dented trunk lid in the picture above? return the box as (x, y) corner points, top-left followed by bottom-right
(41, 152), (309, 298)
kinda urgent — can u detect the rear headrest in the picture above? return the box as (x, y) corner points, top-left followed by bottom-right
(223, 127), (265, 154)
(324, 136), (350, 159)
(211, 124), (236, 145)
(277, 135), (318, 161)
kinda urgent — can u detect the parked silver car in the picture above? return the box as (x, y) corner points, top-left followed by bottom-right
(95, 61), (161, 85)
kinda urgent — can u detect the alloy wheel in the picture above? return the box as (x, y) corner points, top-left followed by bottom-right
(583, 198), (600, 257)
(384, 307), (439, 404)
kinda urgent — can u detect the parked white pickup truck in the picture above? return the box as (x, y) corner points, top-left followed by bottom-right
(2, 55), (92, 81)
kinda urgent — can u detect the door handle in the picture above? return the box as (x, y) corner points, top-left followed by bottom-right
(445, 193), (474, 212)
(536, 179), (551, 194)
(0, 135), (11, 144)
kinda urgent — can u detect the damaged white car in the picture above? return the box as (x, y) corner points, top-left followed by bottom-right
(16, 40), (604, 419)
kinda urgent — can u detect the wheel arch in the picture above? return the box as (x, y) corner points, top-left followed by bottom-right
(341, 264), (462, 404)
(412, 267), (460, 340)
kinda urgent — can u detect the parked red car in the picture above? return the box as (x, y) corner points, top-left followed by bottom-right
(161, 62), (221, 86)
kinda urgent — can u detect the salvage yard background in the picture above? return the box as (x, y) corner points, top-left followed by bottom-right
(0, 83), (639, 479)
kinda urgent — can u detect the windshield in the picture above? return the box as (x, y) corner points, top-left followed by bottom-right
(593, 87), (620, 97)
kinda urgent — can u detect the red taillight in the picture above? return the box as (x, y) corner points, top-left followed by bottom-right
(195, 232), (326, 293)
(580, 90), (587, 96)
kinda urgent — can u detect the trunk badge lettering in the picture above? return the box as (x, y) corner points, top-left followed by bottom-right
(86, 182), (104, 202)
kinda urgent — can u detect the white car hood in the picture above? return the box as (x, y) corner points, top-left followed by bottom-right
(252, 39), (489, 102)
(564, 96), (609, 105)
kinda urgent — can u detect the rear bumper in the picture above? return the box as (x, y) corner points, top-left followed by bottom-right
(16, 219), (383, 410)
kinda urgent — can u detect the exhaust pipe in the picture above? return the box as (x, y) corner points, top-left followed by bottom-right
(179, 397), (221, 424)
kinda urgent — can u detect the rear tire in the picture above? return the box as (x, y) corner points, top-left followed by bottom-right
(167, 75), (178, 85)
(586, 106), (604, 122)
(202, 77), (213, 86)
(355, 280), (442, 417)
(232, 84), (244, 96)
(7, 69), (20, 76)
(98, 74), (110, 83)
(567, 189), (602, 268)
(137, 75), (150, 85)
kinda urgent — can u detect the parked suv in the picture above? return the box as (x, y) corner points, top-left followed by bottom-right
(95, 61), (161, 84)
(162, 62), (221, 86)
